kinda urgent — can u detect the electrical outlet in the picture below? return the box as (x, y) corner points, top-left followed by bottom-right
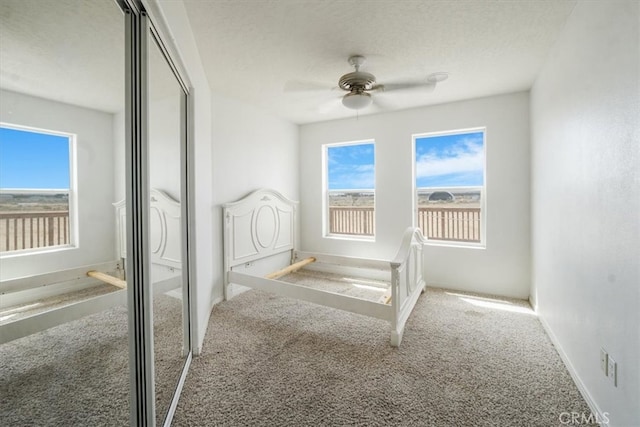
(600, 348), (608, 375)
(608, 356), (617, 387)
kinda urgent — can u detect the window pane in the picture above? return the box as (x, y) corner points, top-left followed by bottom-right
(0, 126), (71, 252)
(327, 143), (374, 190)
(415, 131), (484, 244)
(325, 142), (375, 237)
(0, 127), (70, 189)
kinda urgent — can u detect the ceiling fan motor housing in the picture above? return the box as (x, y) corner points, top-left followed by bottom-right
(338, 71), (377, 92)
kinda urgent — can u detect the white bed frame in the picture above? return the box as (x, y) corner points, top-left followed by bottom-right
(223, 188), (427, 347)
(0, 189), (182, 344)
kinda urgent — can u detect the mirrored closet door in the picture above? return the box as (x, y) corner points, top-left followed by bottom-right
(0, 0), (130, 425)
(1, 1), (193, 426)
(146, 24), (191, 427)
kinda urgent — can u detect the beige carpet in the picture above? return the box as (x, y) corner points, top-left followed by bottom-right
(0, 294), (184, 426)
(0, 282), (597, 426)
(173, 286), (595, 426)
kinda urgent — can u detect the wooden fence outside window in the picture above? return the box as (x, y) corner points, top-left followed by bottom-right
(3, 207), (480, 250)
(416, 207), (481, 243)
(328, 206), (375, 236)
(0, 211), (70, 252)
(328, 206), (481, 243)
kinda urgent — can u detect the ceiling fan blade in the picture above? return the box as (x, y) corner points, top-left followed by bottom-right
(372, 81), (436, 93)
(372, 94), (394, 110)
(283, 79), (331, 93)
(317, 97), (342, 114)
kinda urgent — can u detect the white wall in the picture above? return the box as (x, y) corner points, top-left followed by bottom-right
(155, 1), (298, 351)
(530, 1), (639, 425)
(210, 92), (300, 298)
(299, 92), (531, 298)
(0, 90), (116, 280)
(152, 0), (214, 353)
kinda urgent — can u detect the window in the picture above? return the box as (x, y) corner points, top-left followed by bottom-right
(414, 129), (485, 246)
(324, 140), (375, 238)
(0, 124), (75, 253)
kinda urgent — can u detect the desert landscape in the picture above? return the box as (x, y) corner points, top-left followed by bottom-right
(329, 188), (481, 208)
(0, 192), (69, 212)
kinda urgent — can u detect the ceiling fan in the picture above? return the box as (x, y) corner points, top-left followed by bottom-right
(335, 55), (448, 110)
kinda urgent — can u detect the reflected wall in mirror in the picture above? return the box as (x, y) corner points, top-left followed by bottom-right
(0, 0), (130, 425)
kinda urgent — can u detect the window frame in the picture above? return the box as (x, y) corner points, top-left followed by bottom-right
(322, 139), (376, 241)
(412, 127), (487, 248)
(0, 122), (78, 257)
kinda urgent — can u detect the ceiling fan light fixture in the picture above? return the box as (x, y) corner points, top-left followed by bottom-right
(342, 91), (372, 110)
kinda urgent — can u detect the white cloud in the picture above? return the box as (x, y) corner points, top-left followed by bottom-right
(353, 164), (374, 173)
(327, 143), (375, 189)
(330, 168), (374, 189)
(416, 136), (483, 179)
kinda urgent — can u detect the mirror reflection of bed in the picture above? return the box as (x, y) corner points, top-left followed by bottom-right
(0, 189), (184, 424)
(0, 1), (190, 424)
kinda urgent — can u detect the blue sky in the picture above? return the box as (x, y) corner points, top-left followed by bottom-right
(0, 126), (70, 189)
(327, 143), (375, 190)
(327, 132), (484, 190)
(415, 131), (484, 187)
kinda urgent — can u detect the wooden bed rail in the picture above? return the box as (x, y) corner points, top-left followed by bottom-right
(265, 257), (316, 280)
(86, 271), (127, 289)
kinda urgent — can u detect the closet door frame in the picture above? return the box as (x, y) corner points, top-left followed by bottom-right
(147, 16), (194, 427)
(121, 1), (195, 425)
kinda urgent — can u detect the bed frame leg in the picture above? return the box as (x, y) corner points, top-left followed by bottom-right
(390, 330), (402, 347)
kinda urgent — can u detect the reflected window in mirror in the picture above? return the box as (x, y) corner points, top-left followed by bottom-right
(0, 124), (76, 254)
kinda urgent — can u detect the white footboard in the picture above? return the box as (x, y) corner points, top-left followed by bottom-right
(389, 227), (427, 347)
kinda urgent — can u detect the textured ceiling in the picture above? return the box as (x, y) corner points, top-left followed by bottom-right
(0, 0), (124, 113)
(184, 0), (577, 124)
(0, 1), (577, 122)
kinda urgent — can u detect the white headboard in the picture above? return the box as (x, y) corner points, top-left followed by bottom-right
(223, 188), (298, 272)
(113, 188), (182, 270)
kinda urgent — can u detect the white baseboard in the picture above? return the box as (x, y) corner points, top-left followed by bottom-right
(537, 314), (608, 426)
(425, 281), (529, 300)
(211, 295), (223, 306)
(1, 278), (105, 309)
(193, 294), (223, 356)
(225, 283), (252, 300)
